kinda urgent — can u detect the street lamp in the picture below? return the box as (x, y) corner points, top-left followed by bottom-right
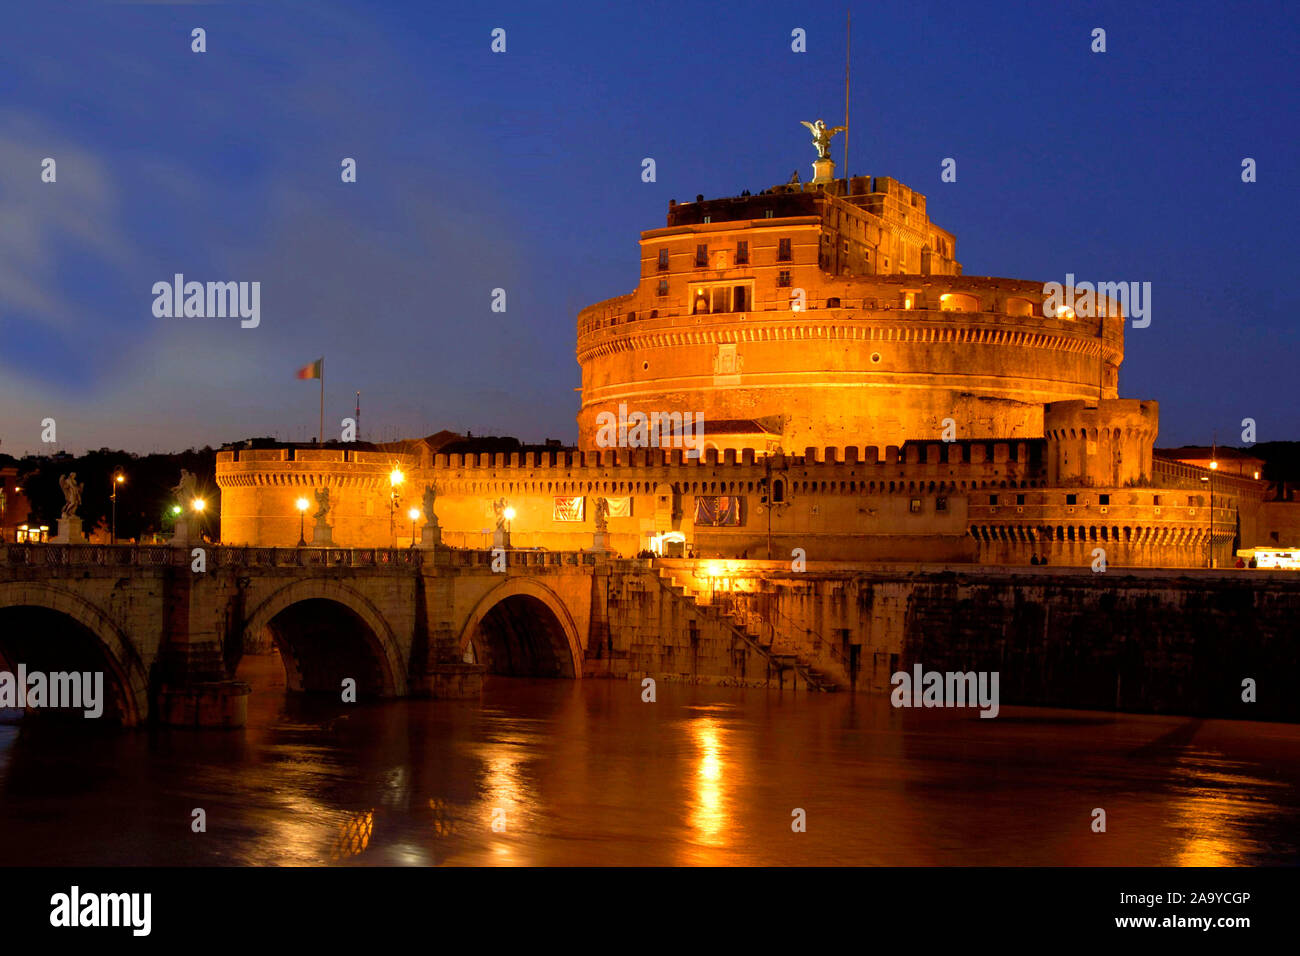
(408, 507), (420, 547)
(504, 506), (516, 536)
(296, 497), (310, 547)
(111, 473), (125, 544)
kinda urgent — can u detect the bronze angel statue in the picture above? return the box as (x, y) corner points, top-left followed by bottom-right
(800, 119), (846, 160)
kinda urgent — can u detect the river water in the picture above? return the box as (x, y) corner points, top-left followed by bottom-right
(1, 653), (1297, 866)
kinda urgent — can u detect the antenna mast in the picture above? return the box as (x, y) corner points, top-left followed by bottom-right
(844, 9), (851, 184)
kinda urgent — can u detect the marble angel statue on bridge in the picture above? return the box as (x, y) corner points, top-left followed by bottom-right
(58, 473), (83, 518)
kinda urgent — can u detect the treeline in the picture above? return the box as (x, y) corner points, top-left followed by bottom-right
(0, 447), (220, 541)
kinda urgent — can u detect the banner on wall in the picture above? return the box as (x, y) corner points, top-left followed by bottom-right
(693, 495), (742, 526)
(553, 496), (585, 521)
(606, 496), (632, 518)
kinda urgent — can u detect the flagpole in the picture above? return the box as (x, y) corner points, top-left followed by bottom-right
(318, 357), (324, 446)
(844, 9), (851, 183)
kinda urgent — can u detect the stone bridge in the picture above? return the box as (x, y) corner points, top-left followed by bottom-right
(7, 545), (1298, 726)
(0, 544), (606, 726)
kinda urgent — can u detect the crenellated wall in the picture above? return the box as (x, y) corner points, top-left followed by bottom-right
(216, 438), (1267, 569)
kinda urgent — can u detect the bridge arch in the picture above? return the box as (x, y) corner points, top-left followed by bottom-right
(241, 579), (407, 696)
(458, 577), (583, 678)
(0, 582), (148, 726)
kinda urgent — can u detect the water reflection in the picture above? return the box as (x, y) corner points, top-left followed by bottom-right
(0, 658), (1298, 866)
(687, 716), (728, 849)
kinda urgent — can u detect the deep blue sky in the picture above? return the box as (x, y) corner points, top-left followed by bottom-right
(0, 0), (1296, 455)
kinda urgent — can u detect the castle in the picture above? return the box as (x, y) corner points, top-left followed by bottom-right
(218, 139), (1275, 569)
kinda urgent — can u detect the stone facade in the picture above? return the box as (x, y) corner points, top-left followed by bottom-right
(216, 165), (1279, 569)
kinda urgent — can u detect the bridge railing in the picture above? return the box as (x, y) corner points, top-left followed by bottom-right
(1, 543), (601, 570)
(0, 543), (426, 569)
(442, 549), (599, 568)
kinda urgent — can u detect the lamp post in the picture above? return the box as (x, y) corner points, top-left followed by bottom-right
(504, 506), (515, 537)
(1200, 471), (1213, 568)
(408, 507), (420, 548)
(1201, 463), (1211, 567)
(111, 473), (125, 544)
(296, 497), (309, 547)
(389, 468), (404, 548)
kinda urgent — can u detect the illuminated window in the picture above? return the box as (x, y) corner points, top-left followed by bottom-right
(939, 293), (979, 312)
(909, 498), (922, 513)
(765, 209), (774, 218)
(902, 292), (916, 310)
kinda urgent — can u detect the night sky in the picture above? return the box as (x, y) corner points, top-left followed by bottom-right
(0, 0), (1296, 455)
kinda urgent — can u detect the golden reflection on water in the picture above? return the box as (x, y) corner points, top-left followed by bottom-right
(1170, 755), (1274, 866)
(685, 715), (732, 860)
(329, 809), (374, 861)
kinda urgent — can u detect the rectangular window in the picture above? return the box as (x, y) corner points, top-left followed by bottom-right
(736, 240), (748, 264)
(777, 270), (791, 288)
(936, 496), (948, 512)
(656, 279), (668, 296)
(657, 249), (669, 271)
(1099, 494), (1110, 505)
(1153, 494), (1161, 506)
(1016, 493), (1025, 505)
(703, 216), (711, 224)
(989, 494), (999, 506)
(778, 238), (792, 261)
(765, 209), (774, 218)
(1066, 494), (1077, 505)
(710, 286), (728, 313)
(733, 285), (749, 312)
(909, 498), (922, 513)
(695, 244), (708, 267)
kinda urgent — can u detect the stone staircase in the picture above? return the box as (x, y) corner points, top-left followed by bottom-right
(654, 565), (840, 691)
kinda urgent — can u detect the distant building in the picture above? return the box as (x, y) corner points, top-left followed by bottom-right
(0, 467), (34, 542)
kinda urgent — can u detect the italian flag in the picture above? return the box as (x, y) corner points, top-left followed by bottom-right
(296, 358), (322, 380)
